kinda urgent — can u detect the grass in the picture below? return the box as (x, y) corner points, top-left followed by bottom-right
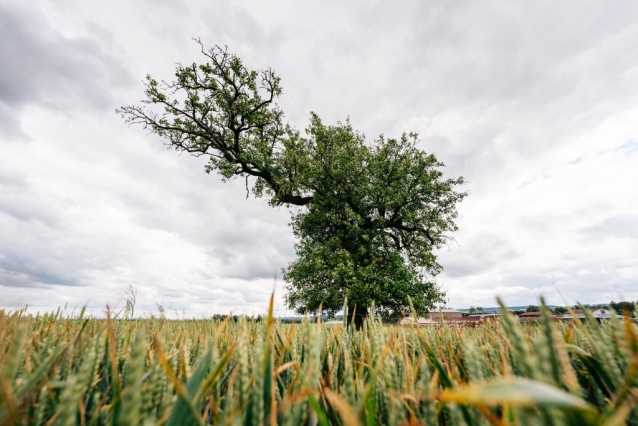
(1, 296), (637, 425)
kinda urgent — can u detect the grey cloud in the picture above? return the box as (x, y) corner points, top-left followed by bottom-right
(323, 2), (638, 187)
(0, 190), (64, 227)
(438, 227), (523, 278)
(580, 215), (638, 241)
(0, 159), (67, 226)
(395, 1), (638, 108)
(242, 292), (273, 304)
(107, 155), (295, 281)
(0, 255), (80, 288)
(0, 163), (28, 189)
(97, 138), (296, 282)
(157, 288), (186, 299)
(0, 103), (26, 140)
(0, 3), (134, 139)
(130, 0), (286, 71)
(2, 0), (638, 315)
(497, 270), (614, 293)
(499, 275), (555, 292)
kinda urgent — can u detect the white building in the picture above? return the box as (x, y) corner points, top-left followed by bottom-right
(561, 308), (624, 321)
(399, 308), (463, 326)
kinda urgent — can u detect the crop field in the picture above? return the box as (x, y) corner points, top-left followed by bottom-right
(1, 299), (637, 425)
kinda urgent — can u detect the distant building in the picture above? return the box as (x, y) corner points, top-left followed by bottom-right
(398, 315), (438, 326)
(400, 308), (465, 326)
(466, 314), (498, 323)
(427, 309), (463, 320)
(562, 308), (605, 320)
(517, 311), (558, 323)
(518, 312), (542, 318)
(561, 308), (629, 322)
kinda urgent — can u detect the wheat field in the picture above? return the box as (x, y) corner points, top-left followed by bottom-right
(1, 297), (637, 425)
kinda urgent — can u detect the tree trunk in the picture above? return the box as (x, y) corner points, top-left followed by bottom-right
(346, 305), (368, 330)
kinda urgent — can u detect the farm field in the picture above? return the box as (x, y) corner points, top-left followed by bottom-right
(1, 300), (637, 425)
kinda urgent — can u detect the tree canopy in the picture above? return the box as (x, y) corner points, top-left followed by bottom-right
(118, 41), (467, 328)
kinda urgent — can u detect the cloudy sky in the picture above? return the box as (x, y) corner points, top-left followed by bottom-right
(1, 0), (637, 317)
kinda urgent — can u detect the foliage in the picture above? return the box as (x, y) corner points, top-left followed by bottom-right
(283, 117), (462, 319)
(469, 306), (485, 315)
(2, 298), (638, 425)
(610, 301), (637, 318)
(526, 305), (539, 313)
(117, 42), (466, 322)
(573, 304), (608, 310)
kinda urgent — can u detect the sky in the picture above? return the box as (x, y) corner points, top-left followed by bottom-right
(1, 0), (637, 317)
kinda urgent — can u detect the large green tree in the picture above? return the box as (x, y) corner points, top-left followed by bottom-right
(118, 42), (467, 328)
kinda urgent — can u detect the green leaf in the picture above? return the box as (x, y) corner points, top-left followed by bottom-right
(308, 395), (330, 426)
(439, 377), (595, 411)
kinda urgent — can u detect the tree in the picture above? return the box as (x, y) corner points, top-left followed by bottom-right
(526, 305), (539, 312)
(610, 301), (636, 317)
(118, 41), (467, 329)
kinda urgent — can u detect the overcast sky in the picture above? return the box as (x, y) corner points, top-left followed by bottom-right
(1, 0), (637, 317)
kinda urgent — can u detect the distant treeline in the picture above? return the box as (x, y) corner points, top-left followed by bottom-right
(466, 301), (636, 318)
(208, 314), (345, 324)
(209, 302), (638, 322)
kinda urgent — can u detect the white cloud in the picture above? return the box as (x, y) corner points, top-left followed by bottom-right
(1, 0), (637, 315)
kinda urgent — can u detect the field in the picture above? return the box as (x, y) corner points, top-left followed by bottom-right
(1, 299), (637, 425)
